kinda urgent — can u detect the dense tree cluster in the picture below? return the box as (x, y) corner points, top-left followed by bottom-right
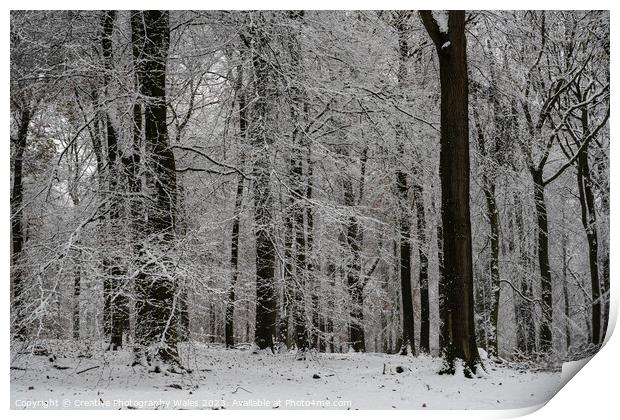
(10, 10), (609, 374)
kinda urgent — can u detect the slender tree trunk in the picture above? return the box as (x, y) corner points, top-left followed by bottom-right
(393, 14), (416, 356)
(292, 156), (308, 353)
(225, 169), (244, 348)
(396, 167), (415, 355)
(420, 10), (481, 375)
(101, 10), (128, 351)
(176, 183), (190, 342)
(531, 169), (553, 353)
(279, 209), (293, 347)
(472, 102), (501, 358)
(11, 104), (31, 339)
(601, 253), (609, 341)
(577, 146), (601, 346)
(226, 63), (248, 349)
(414, 182), (430, 354)
(484, 185), (501, 357)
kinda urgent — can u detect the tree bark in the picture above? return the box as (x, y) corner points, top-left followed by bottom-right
(472, 98), (501, 358)
(531, 169), (553, 353)
(101, 10), (129, 351)
(246, 14), (277, 351)
(420, 10), (481, 375)
(414, 182), (430, 354)
(393, 12), (416, 356)
(131, 10), (180, 366)
(396, 166), (415, 355)
(11, 103), (32, 340)
(577, 146), (601, 346)
(226, 62), (247, 349)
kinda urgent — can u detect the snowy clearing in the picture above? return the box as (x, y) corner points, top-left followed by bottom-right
(11, 343), (561, 410)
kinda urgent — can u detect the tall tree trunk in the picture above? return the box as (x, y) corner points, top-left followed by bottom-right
(414, 182), (430, 354)
(246, 15), (277, 351)
(531, 169), (553, 353)
(472, 100), (501, 358)
(176, 183), (190, 342)
(420, 10), (481, 375)
(292, 154), (308, 354)
(101, 10), (128, 351)
(577, 146), (601, 346)
(226, 63), (247, 349)
(131, 10), (179, 366)
(393, 13), (416, 356)
(279, 208), (293, 347)
(396, 167), (414, 355)
(485, 183), (501, 357)
(11, 104), (32, 339)
(284, 10), (311, 356)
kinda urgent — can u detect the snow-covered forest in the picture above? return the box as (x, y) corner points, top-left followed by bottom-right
(10, 10), (609, 409)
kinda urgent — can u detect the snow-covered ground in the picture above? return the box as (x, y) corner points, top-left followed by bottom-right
(10, 342), (561, 410)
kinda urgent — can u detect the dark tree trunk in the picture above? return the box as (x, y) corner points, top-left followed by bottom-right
(279, 209), (293, 347)
(531, 169), (553, 353)
(577, 146), (601, 346)
(11, 104), (32, 339)
(176, 184), (190, 342)
(420, 10), (481, 375)
(284, 11), (311, 356)
(292, 154), (308, 353)
(246, 15), (277, 351)
(472, 101), (501, 357)
(226, 63), (247, 349)
(601, 253), (609, 341)
(393, 13), (416, 356)
(414, 182), (430, 354)
(131, 10), (179, 366)
(396, 168), (415, 355)
(100, 10), (128, 351)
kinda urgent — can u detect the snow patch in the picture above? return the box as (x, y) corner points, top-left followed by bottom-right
(10, 342), (562, 410)
(432, 11), (449, 34)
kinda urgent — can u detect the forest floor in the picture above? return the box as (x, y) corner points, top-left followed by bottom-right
(10, 341), (562, 410)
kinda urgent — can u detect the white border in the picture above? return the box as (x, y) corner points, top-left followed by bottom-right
(3, 2), (618, 419)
